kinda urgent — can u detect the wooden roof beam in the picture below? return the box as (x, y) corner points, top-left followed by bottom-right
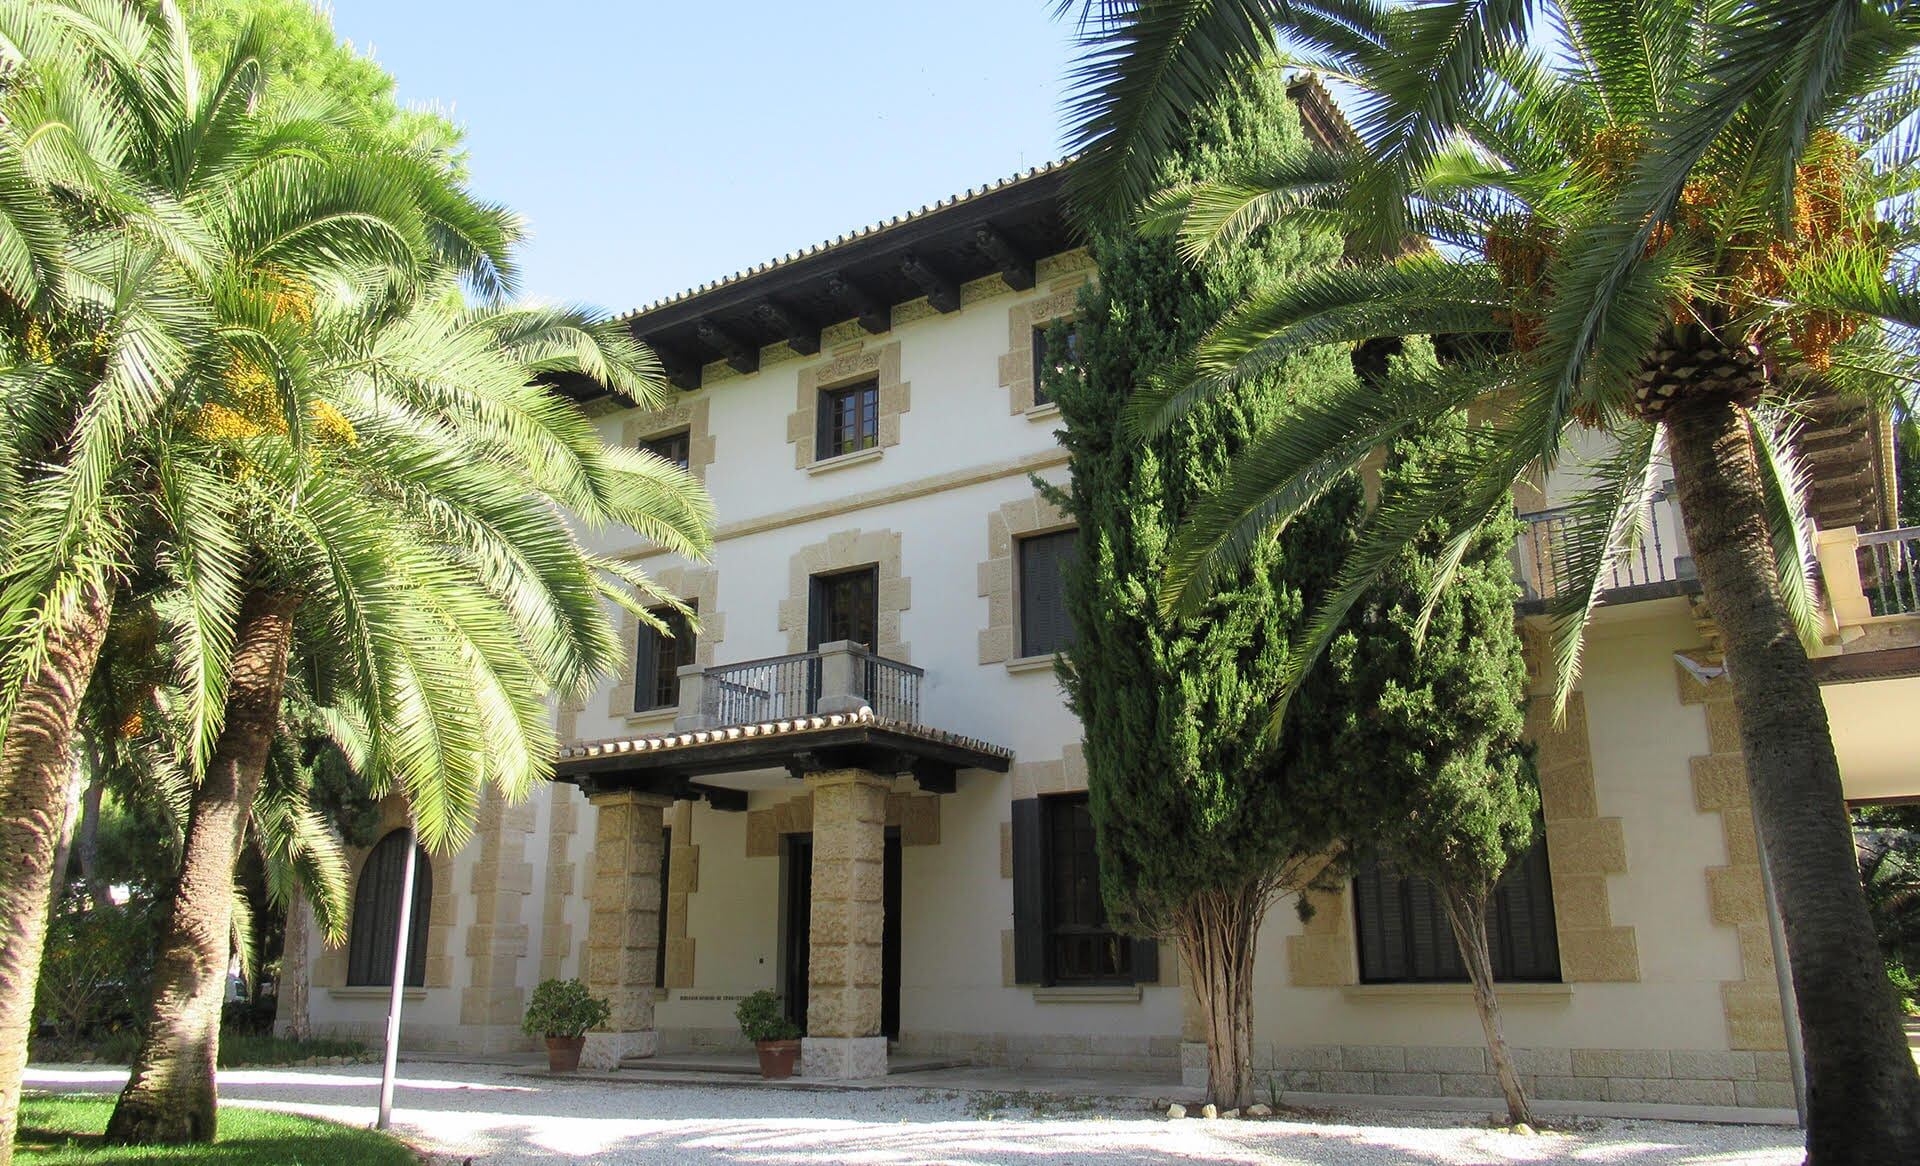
(973, 223), (1034, 291)
(828, 272), (891, 334)
(901, 251), (960, 312)
(694, 319), (759, 375)
(753, 298), (821, 355)
(650, 342), (702, 391)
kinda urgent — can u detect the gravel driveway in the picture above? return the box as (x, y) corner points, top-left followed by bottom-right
(25, 1063), (1805, 1164)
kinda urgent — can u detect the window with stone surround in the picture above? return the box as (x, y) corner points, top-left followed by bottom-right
(634, 602), (697, 713)
(1351, 833), (1560, 983)
(1018, 529), (1078, 657)
(641, 428), (691, 470)
(346, 830), (431, 987)
(817, 379), (880, 460)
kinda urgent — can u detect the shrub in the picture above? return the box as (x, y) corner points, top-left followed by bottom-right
(521, 978), (610, 1040)
(735, 989), (801, 1043)
(34, 900), (157, 1041)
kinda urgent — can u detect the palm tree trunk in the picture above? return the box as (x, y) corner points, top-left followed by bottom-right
(1438, 886), (1531, 1126)
(78, 776), (105, 908)
(104, 590), (299, 1146)
(0, 580), (113, 1166)
(1176, 882), (1265, 1111)
(1666, 394), (1920, 1161)
(274, 893), (311, 1041)
(45, 757), (85, 918)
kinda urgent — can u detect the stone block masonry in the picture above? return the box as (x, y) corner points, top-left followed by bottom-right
(802, 769), (891, 1080)
(580, 790), (673, 1071)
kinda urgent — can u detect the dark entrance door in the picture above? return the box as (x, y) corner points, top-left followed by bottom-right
(782, 829), (901, 1040)
(808, 567), (879, 650)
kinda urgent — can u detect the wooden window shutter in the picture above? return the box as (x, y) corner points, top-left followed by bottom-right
(1010, 797), (1046, 984)
(633, 620), (661, 712)
(1019, 530), (1078, 657)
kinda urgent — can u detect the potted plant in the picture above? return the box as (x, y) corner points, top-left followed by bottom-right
(522, 978), (611, 1072)
(736, 989), (802, 1078)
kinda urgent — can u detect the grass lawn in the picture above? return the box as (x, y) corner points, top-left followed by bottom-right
(15, 1095), (414, 1164)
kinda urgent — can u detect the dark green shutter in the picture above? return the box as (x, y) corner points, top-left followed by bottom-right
(633, 622), (660, 712)
(1019, 531), (1078, 657)
(1011, 797), (1046, 983)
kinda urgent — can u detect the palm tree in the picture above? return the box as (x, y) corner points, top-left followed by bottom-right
(1056, 0), (1920, 1155)
(0, 2), (515, 1153)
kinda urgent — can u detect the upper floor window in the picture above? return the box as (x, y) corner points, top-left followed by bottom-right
(1018, 529), (1078, 657)
(817, 379), (880, 460)
(1352, 833), (1560, 984)
(1045, 793), (1131, 984)
(635, 601), (698, 713)
(1031, 321), (1081, 407)
(641, 428), (691, 470)
(346, 830), (431, 987)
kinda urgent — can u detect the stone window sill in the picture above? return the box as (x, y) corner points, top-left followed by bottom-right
(1004, 655), (1058, 675)
(1341, 982), (1571, 1004)
(1032, 984), (1142, 1005)
(328, 986), (427, 1001)
(1025, 402), (1062, 422)
(806, 446), (884, 475)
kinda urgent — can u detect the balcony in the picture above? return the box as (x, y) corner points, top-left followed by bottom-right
(1513, 488), (1694, 606)
(675, 641), (925, 731)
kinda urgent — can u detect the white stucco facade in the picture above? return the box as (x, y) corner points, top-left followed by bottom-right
(288, 177), (1920, 1117)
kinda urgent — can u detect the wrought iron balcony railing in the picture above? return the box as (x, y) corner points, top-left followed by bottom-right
(1859, 526), (1920, 616)
(677, 642), (924, 730)
(1514, 491), (1690, 603)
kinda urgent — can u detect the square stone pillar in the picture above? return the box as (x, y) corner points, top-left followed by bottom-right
(801, 768), (889, 1079)
(581, 789), (674, 1071)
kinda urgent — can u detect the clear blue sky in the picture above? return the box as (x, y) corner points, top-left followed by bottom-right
(322, 2), (1083, 315)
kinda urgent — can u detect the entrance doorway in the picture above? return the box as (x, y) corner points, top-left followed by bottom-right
(781, 829), (901, 1039)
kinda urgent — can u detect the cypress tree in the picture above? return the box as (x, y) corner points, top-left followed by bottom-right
(1047, 68), (1361, 1110)
(1316, 340), (1539, 1124)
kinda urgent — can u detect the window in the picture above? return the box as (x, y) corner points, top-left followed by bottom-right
(641, 428), (691, 470)
(346, 830), (431, 987)
(634, 601), (698, 712)
(809, 567), (877, 650)
(1018, 530), (1078, 657)
(1030, 320), (1081, 407)
(817, 379), (879, 460)
(1044, 794), (1131, 984)
(655, 828), (671, 989)
(1352, 834), (1560, 983)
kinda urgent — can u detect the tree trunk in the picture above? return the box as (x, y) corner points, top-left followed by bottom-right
(45, 756), (86, 918)
(105, 590), (299, 1146)
(77, 776), (105, 908)
(0, 580), (113, 1166)
(1666, 395), (1920, 1162)
(1438, 886), (1531, 1126)
(274, 893), (311, 1041)
(1175, 882), (1266, 1110)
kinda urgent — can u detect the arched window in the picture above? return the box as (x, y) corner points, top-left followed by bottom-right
(346, 830), (431, 987)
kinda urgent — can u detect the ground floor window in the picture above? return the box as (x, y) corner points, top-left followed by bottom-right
(1044, 793), (1131, 984)
(346, 830), (431, 987)
(1352, 833), (1560, 983)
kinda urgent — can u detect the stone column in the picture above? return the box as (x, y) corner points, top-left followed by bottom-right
(802, 768), (890, 1079)
(581, 790), (674, 1071)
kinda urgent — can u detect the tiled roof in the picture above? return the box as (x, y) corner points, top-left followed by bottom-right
(555, 705), (1013, 764)
(615, 158), (1075, 324)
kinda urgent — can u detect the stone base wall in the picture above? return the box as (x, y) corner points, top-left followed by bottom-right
(1269, 1044), (1794, 1109)
(892, 1031), (1182, 1075)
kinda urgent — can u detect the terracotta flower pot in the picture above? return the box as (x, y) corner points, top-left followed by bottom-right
(545, 1035), (586, 1073)
(755, 1038), (801, 1079)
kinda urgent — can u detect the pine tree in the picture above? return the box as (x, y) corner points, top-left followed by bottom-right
(1049, 68), (1361, 1110)
(1316, 342), (1538, 1123)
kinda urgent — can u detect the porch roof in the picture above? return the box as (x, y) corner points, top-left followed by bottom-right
(551, 706), (1011, 807)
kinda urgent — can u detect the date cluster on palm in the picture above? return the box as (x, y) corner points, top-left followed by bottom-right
(1631, 337), (1765, 419)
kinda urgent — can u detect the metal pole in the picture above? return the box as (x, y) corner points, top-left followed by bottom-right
(1757, 834), (1808, 1127)
(376, 823), (419, 1131)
